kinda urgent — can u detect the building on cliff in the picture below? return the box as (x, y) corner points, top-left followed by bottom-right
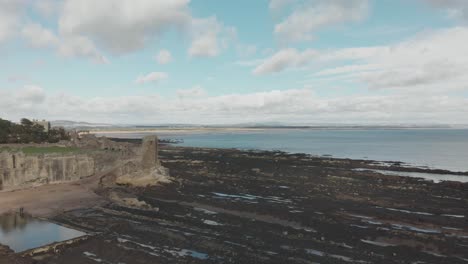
(32, 119), (51, 133)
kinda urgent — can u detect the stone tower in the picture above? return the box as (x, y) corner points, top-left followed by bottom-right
(141, 135), (159, 170)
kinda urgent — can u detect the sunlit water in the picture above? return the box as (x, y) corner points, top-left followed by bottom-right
(0, 213), (86, 253)
(103, 128), (468, 172)
(353, 168), (468, 183)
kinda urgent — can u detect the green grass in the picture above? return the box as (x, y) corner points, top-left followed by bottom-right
(0, 146), (12, 152)
(21, 146), (81, 155)
(0, 145), (84, 155)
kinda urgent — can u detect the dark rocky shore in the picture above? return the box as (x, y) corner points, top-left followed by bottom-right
(3, 145), (468, 263)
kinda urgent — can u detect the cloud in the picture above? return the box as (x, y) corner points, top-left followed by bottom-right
(58, 0), (191, 54)
(58, 0), (236, 58)
(22, 23), (60, 48)
(16, 1), (235, 61)
(253, 48), (319, 75)
(156, 49), (172, 64)
(422, 0), (468, 22)
(189, 16), (237, 57)
(17, 85), (46, 103)
(7, 75), (30, 83)
(177, 85), (206, 98)
(313, 64), (379, 77)
(0, 85), (46, 116)
(274, 0), (369, 42)
(254, 27), (468, 93)
(269, 0), (295, 11)
(58, 35), (108, 63)
(317, 27), (468, 91)
(0, 0), (25, 43)
(21, 23), (107, 63)
(236, 44), (257, 57)
(135, 72), (168, 84)
(1, 86), (468, 124)
(34, 0), (61, 18)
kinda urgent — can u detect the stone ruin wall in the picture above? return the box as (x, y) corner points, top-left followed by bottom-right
(141, 135), (159, 170)
(0, 152), (95, 190)
(0, 135), (152, 190)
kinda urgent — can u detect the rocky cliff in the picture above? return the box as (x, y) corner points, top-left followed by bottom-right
(0, 152), (95, 190)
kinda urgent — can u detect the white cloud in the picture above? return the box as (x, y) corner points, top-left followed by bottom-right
(253, 48), (319, 75)
(0, 0), (25, 43)
(269, 0), (295, 11)
(313, 64), (380, 77)
(59, 0), (191, 54)
(16, 85), (46, 103)
(274, 0), (369, 42)
(10, 0), (235, 60)
(58, 35), (108, 63)
(135, 72), (168, 85)
(21, 23), (107, 63)
(7, 75), (30, 83)
(423, 0), (468, 22)
(156, 49), (173, 64)
(22, 23), (60, 48)
(321, 27), (468, 91)
(189, 16), (236, 57)
(235, 59), (265, 67)
(177, 85), (206, 98)
(1, 86), (468, 125)
(0, 85), (46, 116)
(34, 0), (61, 18)
(237, 44), (257, 57)
(254, 27), (468, 93)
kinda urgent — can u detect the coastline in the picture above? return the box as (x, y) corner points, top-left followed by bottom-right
(88, 128), (468, 173)
(89, 127), (270, 135)
(1, 145), (467, 263)
(86, 126), (468, 136)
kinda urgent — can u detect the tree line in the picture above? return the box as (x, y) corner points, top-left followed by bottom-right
(0, 118), (69, 144)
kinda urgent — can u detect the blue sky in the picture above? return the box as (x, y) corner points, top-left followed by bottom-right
(1, 0), (468, 124)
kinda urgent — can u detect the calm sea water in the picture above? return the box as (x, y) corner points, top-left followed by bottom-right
(107, 129), (468, 172)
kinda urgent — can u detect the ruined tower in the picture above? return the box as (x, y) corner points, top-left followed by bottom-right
(141, 135), (159, 170)
(114, 135), (169, 187)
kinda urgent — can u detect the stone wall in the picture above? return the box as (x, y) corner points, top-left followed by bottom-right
(141, 135), (159, 170)
(0, 152), (95, 190)
(110, 135), (171, 187)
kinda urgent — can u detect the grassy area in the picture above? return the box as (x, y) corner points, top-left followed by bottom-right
(0, 145), (87, 155)
(0, 146), (12, 152)
(21, 146), (81, 154)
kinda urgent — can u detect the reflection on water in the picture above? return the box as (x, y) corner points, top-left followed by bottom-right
(0, 212), (86, 253)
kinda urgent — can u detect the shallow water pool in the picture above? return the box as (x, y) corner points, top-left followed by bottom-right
(0, 212), (86, 253)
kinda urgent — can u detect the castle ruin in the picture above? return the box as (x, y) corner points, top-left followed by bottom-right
(141, 135), (159, 170)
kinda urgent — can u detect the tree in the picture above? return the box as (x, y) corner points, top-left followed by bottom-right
(30, 124), (47, 143)
(0, 118), (13, 143)
(0, 118), (70, 144)
(20, 118), (33, 127)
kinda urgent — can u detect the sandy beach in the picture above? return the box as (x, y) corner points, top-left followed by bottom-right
(88, 127), (270, 135)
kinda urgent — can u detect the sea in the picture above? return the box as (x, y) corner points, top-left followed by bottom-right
(103, 128), (468, 173)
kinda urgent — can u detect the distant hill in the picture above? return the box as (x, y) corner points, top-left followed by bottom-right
(51, 120), (113, 129)
(50, 120), (468, 130)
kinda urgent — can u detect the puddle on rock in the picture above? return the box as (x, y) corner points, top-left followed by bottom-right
(0, 212), (86, 253)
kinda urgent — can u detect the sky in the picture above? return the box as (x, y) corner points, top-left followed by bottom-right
(1, 0), (468, 125)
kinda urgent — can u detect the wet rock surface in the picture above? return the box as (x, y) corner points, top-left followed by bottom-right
(3, 146), (468, 263)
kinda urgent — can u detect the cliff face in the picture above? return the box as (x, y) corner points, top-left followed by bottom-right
(0, 152), (95, 190)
